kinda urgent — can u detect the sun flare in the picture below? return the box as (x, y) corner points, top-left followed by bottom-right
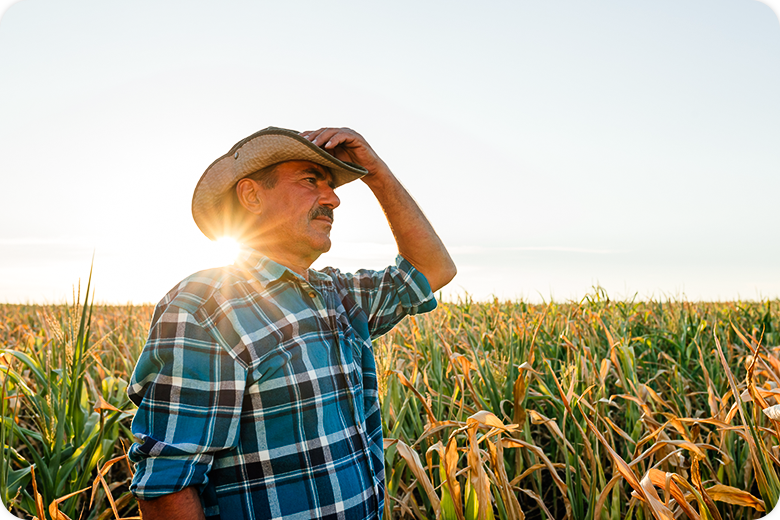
(209, 237), (241, 266)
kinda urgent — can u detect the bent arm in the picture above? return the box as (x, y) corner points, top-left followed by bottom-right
(301, 128), (457, 292)
(128, 305), (245, 516)
(360, 170), (456, 292)
(137, 487), (205, 520)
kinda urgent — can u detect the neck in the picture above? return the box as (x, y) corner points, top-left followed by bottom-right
(243, 240), (318, 281)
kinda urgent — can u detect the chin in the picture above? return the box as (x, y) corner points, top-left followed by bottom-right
(307, 236), (331, 255)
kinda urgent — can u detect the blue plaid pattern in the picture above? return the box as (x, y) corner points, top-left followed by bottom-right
(127, 247), (436, 519)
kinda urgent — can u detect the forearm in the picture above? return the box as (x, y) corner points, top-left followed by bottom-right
(362, 167), (456, 292)
(137, 487), (206, 520)
(299, 127), (456, 291)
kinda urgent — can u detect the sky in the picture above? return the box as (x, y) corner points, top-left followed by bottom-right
(0, 0), (779, 306)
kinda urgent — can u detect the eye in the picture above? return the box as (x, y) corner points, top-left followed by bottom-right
(304, 177), (317, 185)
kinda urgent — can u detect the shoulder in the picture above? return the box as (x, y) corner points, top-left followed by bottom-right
(152, 265), (249, 318)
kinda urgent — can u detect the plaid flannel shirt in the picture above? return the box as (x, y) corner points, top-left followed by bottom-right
(127, 247), (436, 519)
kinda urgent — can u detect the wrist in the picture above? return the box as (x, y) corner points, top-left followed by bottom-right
(360, 163), (395, 191)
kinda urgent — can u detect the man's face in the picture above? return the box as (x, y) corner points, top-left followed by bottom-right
(255, 160), (340, 263)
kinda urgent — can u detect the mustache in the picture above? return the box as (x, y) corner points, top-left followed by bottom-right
(309, 206), (334, 222)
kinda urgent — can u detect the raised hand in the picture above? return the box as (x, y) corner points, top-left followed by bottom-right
(299, 127), (390, 179)
(300, 126), (456, 292)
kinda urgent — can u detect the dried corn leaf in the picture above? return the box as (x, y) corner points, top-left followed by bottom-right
(468, 410), (509, 431)
(501, 437), (571, 517)
(31, 465), (46, 520)
(90, 454), (130, 517)
(439, 436), (464, 520)
(516, 487), (555, 520)
(707, 382), (721, 419)
(512, 372), (527, 426)
(396, 439), (441, 516)
(395, 371), (439, 425)
(487, 440), (524, 520)
(528, 410), (575, 452)
(599, 358), (611, 382)
(659, 439), (707, 459)
(94, 492), (138, 520)
(763, 404), (780, 421)
(427, 442), (459, 520)
(594, 475), (622, 520)
(706, 484), (765, 512)
(639, 474), (676, 520)
(640, 384), (673, 413)
(602, 414), (637, 446)
(646, 469), (700, 520)
(509, 463), (565, 487)
(466, 422), (494, 520)
(93, 395), (121, 414)
(49, 486), (90, 520)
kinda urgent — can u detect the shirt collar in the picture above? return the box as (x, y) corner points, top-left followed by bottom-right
(234, 246), (333, 287)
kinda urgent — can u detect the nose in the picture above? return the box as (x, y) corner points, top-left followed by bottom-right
(319, 185), (340, 209)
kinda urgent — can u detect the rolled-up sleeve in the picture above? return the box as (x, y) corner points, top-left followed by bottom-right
(127, 305), (247, 499)
(337, 255), (437, 338)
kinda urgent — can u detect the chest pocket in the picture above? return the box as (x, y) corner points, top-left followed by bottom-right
(244, 327), (289, 388)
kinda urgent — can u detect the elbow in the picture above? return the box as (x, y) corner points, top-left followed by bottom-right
(444, 262), (457, 286)
(429, 260), (457, 293)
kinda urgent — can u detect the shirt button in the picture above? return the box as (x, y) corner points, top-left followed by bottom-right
(308, 291), (316, 298)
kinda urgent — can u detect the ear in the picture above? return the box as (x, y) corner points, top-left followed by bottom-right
(235, 178), (264, 215)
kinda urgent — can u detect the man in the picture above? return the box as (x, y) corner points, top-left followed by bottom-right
(127, 127), (456, 519)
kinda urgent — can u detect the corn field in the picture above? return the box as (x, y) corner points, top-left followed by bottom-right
(1, 277), (778, 519)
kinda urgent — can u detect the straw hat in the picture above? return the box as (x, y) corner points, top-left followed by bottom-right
(192, 126), (368, 240)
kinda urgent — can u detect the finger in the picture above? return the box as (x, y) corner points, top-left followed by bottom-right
(322, 129), (365, 150)
(299, 128), (329, 143)
(300, 127), (363, 148)
(303, 128), (342, 148)
(313, 128), (350, 148)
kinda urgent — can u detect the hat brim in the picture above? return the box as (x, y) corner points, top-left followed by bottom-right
(192, 127), (368, 240)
